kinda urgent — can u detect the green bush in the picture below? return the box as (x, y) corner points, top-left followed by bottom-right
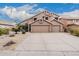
(19, 24), (28, 32)
(3, 28), (9, 34)
(12, 28), (18, 34)
(0, 28), (3, 36)
(12, 24), (30, 34)
(73, 29), (79, 36)
(68, 28), (79, 37)
(68, 28), (74, 34)
(0, 28), (9, 36)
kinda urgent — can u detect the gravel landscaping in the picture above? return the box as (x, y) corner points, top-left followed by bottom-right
(0, 32), (28, 51)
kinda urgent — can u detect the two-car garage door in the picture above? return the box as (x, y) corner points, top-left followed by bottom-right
(31, 25), (61, 32)
(31, 25), (49, 32)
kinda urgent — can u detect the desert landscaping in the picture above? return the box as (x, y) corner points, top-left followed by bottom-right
(0, 25), (78, 56)
(0, 32), (28, 51)
(0, 10), (79, 55)
(0, 4), (79, 56)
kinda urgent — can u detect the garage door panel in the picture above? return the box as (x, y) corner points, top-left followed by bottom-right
(52, 25), (60, 32)
(31, 25), (49, 32)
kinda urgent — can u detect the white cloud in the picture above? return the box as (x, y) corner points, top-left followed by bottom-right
(1, 4), (36, 20)
(17, 4), (37, 12)
(0, 4), (45, 23)
(33, 8), (45, 14)
(59, 9), (79, 18)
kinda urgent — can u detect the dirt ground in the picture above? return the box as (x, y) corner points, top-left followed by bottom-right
(0, 32), (29, 51)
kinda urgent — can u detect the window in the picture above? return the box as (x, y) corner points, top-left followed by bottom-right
(55, 17), (58, 20)
(45, 17), (48, 20)
(43, 16), (44, 18)
(34, 18), (37, 21)
(40, 19), (42, 21)
(39, 19), (43, 24)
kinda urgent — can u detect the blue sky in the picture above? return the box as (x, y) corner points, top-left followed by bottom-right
(0, 3), (79, 13)
(0, 3), (79, 24)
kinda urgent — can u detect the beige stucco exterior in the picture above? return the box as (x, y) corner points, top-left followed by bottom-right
(51, 20), (64, 32)
(19, 11), (65, 33)
(31, 20), (52, 32)
(30, 19), (63, 32)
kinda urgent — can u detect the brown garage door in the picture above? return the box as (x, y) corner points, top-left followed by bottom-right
(52, 25), (60, 32)
(31, 25), (49, 32)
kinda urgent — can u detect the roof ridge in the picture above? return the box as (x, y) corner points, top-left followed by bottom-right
(18, 10), (60, 25)
(50, 19), (63, 25)
(18, 11), (45, 25)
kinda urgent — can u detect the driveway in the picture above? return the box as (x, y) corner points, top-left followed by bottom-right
(0, 33), (79, 56)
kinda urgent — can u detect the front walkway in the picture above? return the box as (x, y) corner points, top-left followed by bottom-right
(0, 33), (79, 56)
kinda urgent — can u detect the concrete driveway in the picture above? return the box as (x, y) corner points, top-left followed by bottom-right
(0, 33), (79, 56)
(14, 33), (79, 56)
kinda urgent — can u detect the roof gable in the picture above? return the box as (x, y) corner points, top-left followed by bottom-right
(19, 10), (60, 24)
(30, 19), (52, 25)
(50, 20), (63, 25)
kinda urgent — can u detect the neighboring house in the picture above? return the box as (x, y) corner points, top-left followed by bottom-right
(59, 17), (79, 30)
(60, 18), (79, 25)
(67, 24), (79, 29)
(19, 10), (79, 33)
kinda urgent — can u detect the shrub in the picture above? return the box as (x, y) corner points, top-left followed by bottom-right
(21, 29), (26, 34)
(68, 28), (74, 34)
(19, 24), (28, 32)
(12, 28), (18, 34)
(0, 28), (3, 36)
(3, 28), (9, 34)
(0, 28), (9, 36)
(68, 28), (79, 37)
(73, 28), (79, 36)
(12, 24), (29, 34)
